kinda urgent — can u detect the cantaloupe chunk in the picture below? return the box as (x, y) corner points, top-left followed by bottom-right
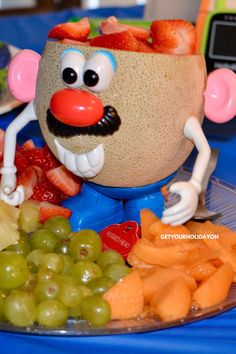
(150, 278), (192, 322)
(127, 252), (154, 270)
(186, 262), (216, 281)
(142, 267), (197, 301)
(186, 221), (208, 235)
(151, 223), (191, 247)
(204, 221), (236, 247)
(103, 271), (144, 320)
(131, 239), (191, 266)
(202, 237), (236, 272)
(192, 263), (233, 309)
(185, 245), (218, 266)
(140, 209), (160, 241)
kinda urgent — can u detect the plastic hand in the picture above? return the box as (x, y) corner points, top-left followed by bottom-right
(161, 180), (199, 225)
(0, 169), (25, 206)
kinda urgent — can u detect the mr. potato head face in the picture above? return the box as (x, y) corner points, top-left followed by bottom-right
(35, 41), (206, 188)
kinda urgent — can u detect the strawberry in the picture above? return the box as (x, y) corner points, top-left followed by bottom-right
(17, 165), (44, 199)
(31, 179), (63, 204)
(21, 139), (35, 150)
(150, 19), (197, 55)
(60, 38), (91, 46)
(48, 17), (90, 41)
(0, 128), (5, 163)
(26, 145), (59, 172)
(15, 149), (29, 174)
(138, 40), (156, 53)
(90, 30), (140, 52)
(39, 202), (72, 223)
(100, 16), (150, 41)
(46, 165), (82, 196)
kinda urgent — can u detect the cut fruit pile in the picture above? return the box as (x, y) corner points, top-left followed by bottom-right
(127, 209), (236, 322)
(48, 16), (197, 55)
(0, 128), (83, 222)
(0, 203), (236, 328)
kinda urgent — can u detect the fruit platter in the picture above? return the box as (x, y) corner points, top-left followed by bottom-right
(1, 16), (236, 336)
(0, 43), (21, 115)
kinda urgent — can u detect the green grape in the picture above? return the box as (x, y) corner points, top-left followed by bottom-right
(3, 290), (37, 327)
(43, 216), (72, 240)
(34, 279), (61, 303)
(87, 276), (115, 295)
(39, 253), (64, 274)
(6, 232), (31, 256)
(56, 274), (77, 286)
(59, 283), (84, 307)
(0, 252), (29, 290)
(19, 200), (40, 233)
(26, 249), (46, 268)
(78, 285), (93, 298)
(68, 305), (82, 319)
(67, 286), (93, 318)
(22, 272), (37, 293)
(27, 261), (38, 274)
(103, 263), (131, 282)
(55, 240), (70, 255)
(69, 229), (102, 262)
(37, 300), (68, 327)
(30, 229), (57, 253)
(96, 250), (125, 270)
(80, 295), (111, 327)
(0, 289), (7, 321)
(72, 261), (102, 285)
(37, 269), (56, 282)
(60, 254), (74, 275)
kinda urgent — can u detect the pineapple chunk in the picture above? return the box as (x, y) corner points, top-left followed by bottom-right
(0, 201), (20, 250)
(0, 220), (20, 251)
(0, 200), (20, 230)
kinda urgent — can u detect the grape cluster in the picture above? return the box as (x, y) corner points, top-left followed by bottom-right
(0, 216), (130, 328)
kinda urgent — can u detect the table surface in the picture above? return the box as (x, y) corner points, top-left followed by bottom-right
(0, 5), (236, 354)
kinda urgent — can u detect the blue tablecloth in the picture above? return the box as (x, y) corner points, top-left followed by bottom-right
(0, 6), (236, 354)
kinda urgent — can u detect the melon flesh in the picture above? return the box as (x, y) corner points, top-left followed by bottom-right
(150, 278), (192, 322)
(103, 271), (144, 320)
(192, 263), (233, 309)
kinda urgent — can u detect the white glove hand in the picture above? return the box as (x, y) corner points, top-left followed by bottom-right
(161, 181), (199, 225)
(0, 169), (25, 206)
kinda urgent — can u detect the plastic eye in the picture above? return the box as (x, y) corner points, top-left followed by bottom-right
(83, 50), (116, 93)
(60, 49), (85, 88)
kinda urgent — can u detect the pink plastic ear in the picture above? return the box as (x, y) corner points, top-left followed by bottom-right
(204, 68), (236, 123)
(8, 49), (41, 103)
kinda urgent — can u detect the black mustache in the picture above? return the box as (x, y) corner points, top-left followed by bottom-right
(46, 106), (121, 138)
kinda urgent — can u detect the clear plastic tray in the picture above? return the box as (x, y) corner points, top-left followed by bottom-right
(0, 170), (236, 336)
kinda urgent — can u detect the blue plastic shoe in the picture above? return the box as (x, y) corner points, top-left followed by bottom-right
(62, 183), (125, 232)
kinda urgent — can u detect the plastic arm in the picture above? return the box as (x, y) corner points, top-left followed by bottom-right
(161, 116), (211, 225)
(0, 101), (37, 205)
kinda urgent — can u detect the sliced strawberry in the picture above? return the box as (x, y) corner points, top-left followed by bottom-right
(48, 17), (91, 41)
(100, 16), (150, 41)
(17, 165), (44, 199)
(26, 145), (59, 172)
(150, 19), (197, 55)
(60, 38), (91, 46)
(39, 202), (72, 223)
(15, 149), (30, 174)
(31, 179), (63, 204)
(138, 40), (156, 53)
(46, 165), (82, 197)
(21, 139), (35, 150)
(90, 30), (140, 52)
(0, 128), (5, 163)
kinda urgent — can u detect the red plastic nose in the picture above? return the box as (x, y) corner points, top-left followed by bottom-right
(50, 88), (104, 127)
